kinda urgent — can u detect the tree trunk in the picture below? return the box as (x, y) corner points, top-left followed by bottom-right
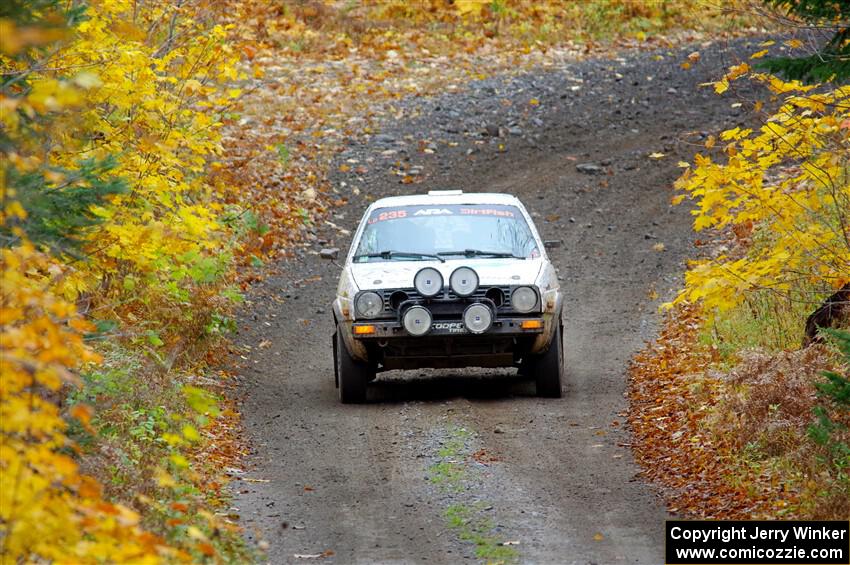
(803, 283), (850, 346)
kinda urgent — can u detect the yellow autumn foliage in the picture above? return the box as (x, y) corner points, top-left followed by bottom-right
(1, 244), (175, 562)
(16, 0), (240, 302)
(672, 71), (850, 315)
(1, 0), (244, 561)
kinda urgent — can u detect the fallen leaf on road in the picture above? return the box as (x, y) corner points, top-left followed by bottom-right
(294, 550), (334, 559)
(594, 533), (605, 541)
(653, 243), (665, 252)
(472, 449), (501, 464)
(649, 152), (665, 159)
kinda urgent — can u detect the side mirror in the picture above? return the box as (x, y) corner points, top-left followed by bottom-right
(320, 248), (340, 260)
(543, 240), (562, 250)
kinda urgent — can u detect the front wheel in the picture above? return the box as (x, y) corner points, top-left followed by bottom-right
(335, 326), (372, 404)
(532, 320), (563, 398)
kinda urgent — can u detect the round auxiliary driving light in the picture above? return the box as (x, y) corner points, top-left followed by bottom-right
(463, 303), (493, 334)
(403, 305), (432, 336)
(355, 291), (383, 318)
(511, 286), (538, 313)
(450, 266), (479, 297)
(414, 267), (443, 297)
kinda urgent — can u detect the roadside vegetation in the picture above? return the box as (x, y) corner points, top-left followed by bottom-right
(2, 0), (253, 561)
(1, 0), (773, 562)
(629, 0), (849, 520)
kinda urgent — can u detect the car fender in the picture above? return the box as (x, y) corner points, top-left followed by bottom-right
(531, 293), (562, 354)
(332, 299), (370, 362)
(333, 268), (369, 362)
(530, 262), (562, 354)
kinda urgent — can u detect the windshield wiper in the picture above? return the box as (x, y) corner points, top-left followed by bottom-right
(437, 249), (525, 259)
(353, 250), (446, 263)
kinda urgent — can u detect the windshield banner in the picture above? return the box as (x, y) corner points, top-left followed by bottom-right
(367, 204), (520, 224)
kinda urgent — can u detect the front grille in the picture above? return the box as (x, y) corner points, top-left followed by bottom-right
(378, 286), (514, 315)
(379, 289), (423, 314)
(448, 286), (512, 308)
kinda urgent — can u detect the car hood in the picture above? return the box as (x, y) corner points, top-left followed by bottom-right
(348, 258), (544, 290)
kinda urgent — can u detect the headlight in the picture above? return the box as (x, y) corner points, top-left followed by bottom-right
(414, 267), (443, 297)
(402, 305), (432, 336)
(463, 303), (492, 334)
(355, 291), (383, 318)
(511, 286), (538, 313)
(450, 267), (478, 297)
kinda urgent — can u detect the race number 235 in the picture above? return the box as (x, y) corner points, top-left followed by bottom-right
(377, 210), (407, 221)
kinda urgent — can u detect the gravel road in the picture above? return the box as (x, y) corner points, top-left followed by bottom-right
(232, 38), (761, 564)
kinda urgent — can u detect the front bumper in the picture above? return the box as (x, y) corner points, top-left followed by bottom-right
(352, 317), (545, 371)
(333, 293), (562, 365)
(351, 317), (545, 339)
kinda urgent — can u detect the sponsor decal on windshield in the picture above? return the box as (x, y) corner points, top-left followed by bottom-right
(367, 204), (519, 224)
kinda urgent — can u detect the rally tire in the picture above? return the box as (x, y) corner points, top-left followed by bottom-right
(533, 319), (564, 398)
(335, 326), (371, 404)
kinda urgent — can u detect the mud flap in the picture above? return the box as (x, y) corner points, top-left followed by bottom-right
(332, 330), (339, 388)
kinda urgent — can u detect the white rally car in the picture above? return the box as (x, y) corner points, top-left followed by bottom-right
(326, 190), (563, 403)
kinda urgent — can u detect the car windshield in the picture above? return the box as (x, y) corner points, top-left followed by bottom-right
(353, 204), (539, 262)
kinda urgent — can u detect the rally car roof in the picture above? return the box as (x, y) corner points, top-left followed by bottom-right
(369, 191), (523, 209)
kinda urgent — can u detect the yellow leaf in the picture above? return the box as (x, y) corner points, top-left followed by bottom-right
(170, 453), (189, 469)
(186, 526), (207, 541)
(648, 152), (665, 159)
(162, 432), (183, 446)
(73, 71), (102, 88)
(455, 0), (488, 17)
(5, 200), (27, 219)
(182, 424), (200, 442)
(750, 49), (769, 59)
